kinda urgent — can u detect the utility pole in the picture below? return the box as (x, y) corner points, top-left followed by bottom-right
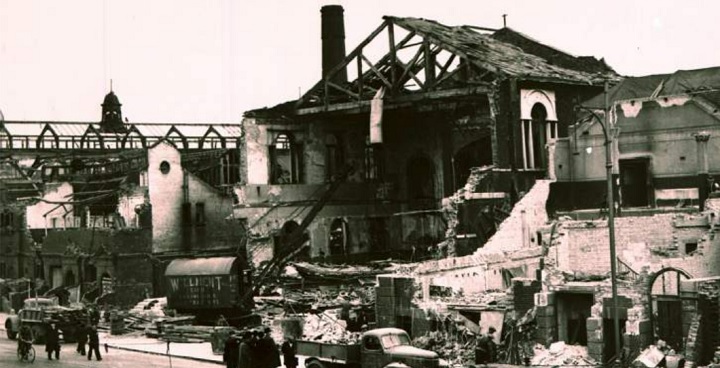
(605, 81), (622, 367)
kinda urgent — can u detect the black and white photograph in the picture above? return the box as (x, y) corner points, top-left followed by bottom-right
(0, 1), (719, 367)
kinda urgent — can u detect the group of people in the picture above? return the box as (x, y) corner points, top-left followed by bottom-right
(17, 320), (101, 361)
(74, 322), (103, 361)
(223, 326), (298, 368)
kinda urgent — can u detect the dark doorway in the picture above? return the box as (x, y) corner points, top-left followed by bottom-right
(556, 292), (594, 346)
(620, 159), (651, 207)
(407, 155), (436, 210)
(454, 137), (492, 191)
(603, 317), (626, 364)
(656, 298), (683, 350)
(274, 221), (311, 261)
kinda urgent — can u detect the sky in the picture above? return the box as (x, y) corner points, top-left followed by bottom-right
(0, 0), (718, 123)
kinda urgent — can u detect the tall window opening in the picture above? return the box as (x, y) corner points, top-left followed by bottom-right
(364, 136), (383, 181)
(269, 133), (302, 184)
(521, 103), (556, 169)
(325, 134), (345, 181)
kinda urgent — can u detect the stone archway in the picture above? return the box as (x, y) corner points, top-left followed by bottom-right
(647, 267), (692, 351)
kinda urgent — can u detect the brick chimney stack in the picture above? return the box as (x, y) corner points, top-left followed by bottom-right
(321, 5), (347, 85)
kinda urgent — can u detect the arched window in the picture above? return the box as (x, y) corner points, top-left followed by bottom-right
(269, 133), (302, 184)
(521, 103), (554, 169)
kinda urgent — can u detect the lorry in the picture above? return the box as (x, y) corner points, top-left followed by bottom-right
(298, 328), (440, 368)
(5, 298), (86, 344)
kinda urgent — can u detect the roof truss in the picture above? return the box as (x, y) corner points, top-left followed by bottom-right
(295, 18), (496, 113)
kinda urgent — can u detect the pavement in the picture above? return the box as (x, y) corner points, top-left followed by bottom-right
(0, 312), (308, 367)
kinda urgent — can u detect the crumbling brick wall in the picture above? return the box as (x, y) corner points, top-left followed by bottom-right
(415, 180), (551, 293)
(556, 212), (720, 279)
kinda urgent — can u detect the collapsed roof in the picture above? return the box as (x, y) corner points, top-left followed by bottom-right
(247, 16), (619, 117)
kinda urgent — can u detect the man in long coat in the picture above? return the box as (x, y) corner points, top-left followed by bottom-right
(45, 322), (61, 360)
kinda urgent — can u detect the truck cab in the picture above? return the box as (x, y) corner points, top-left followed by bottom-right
(300, 327), (439, 368)
(360, 328), (438, 368)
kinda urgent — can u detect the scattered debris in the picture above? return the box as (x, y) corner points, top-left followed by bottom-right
(531, 342), (597, 366)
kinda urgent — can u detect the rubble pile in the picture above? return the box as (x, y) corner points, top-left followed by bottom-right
(128, 297), (167, 319)
(412, 330), (475, 364)
(418, 291), (513, 310)
(531, 342), (597, 366)
(290, 261), (418, 282)
(278, 286), (376, 312)
(301, 310), (361, 344)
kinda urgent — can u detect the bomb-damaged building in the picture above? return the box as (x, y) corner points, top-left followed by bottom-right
(0, 90), (247, 305)
(235, 5), (619, 266)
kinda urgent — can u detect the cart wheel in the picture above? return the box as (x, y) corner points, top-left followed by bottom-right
(27, 346), (36, 362)
(5, 321), (16, 340)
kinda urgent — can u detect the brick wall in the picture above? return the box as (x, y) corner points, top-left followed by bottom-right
(414, 180), (551, 292)
(555, 212), (720, 280)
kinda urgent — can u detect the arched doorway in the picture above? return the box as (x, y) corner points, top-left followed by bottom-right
(328, 218), (347, 259)
(453, 137), (492, 190)
(648, 267), (692, 351)
(407, 155), (436, 210)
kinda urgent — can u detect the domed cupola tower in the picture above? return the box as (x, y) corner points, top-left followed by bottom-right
(101, 90), (125, 132)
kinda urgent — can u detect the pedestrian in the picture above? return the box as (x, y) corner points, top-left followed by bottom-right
(87, 325), (102, 361)
(261, 326), (280, 368)
(238, 331), (252, 368)
(45, 322), (61, 360)
(223, 332), (240, 368)
(281, 337), (298, 368)
(76, 322), (88, 355)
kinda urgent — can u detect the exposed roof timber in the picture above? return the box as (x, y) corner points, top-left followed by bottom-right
(296, 20), (390, 109)
(296, 86), (490, 115)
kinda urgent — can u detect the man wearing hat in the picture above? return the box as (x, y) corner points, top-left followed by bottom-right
(259, 326), (280, 368)
(45, 321), (61, 360)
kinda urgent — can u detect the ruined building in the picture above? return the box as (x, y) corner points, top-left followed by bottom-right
(0, 91), (245, 300)
(235, 5), (619, 266)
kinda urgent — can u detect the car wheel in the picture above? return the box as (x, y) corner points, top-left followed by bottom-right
(306, 360), (326, 368)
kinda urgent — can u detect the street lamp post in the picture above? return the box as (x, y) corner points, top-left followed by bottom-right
(604, 82), (622, 368)
(577, 81), (622, 366)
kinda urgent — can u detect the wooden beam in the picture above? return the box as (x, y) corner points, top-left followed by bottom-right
(361, 54), (393, 89)
(436, 54), (456, 80)
(423, 39), (436, 89)
(357, 51), (363, 101)
(297, 21), (388, 109)
(387, 21), (397, 90)
(327, 81), (361, 100)
(296, 86), (490, 115)
(397, 43), (425, 88)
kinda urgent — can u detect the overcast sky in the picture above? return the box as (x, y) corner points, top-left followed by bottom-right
(0, 0), (718, 123)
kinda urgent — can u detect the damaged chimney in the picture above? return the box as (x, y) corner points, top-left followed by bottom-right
(321, 5), (347, 85)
